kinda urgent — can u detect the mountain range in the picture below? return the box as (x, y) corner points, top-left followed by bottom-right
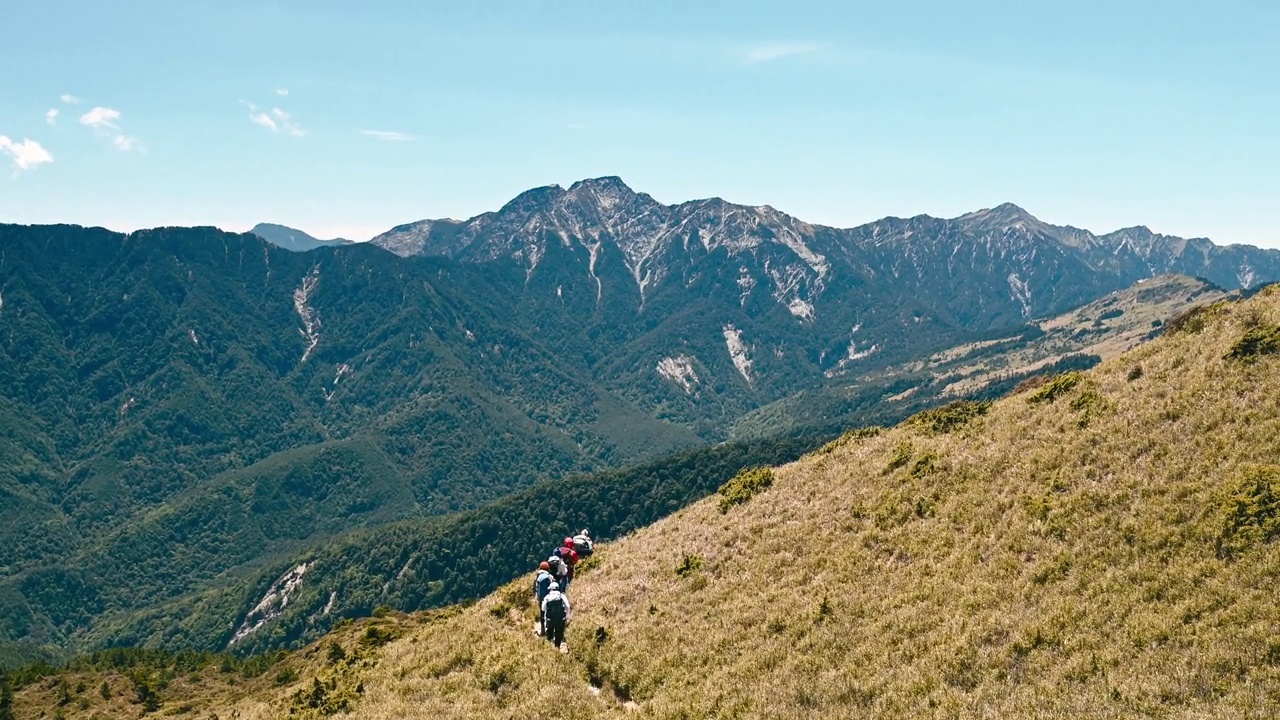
(0, 177), (1277, 660)
(368, 177), (1279, 425)
(9, 281), (1280, 718)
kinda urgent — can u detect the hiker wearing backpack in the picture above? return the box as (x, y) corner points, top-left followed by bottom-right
(541, 581), (571, 649)
(553, 538), (579, 592)
(572, 529), (594, 558)
(532, 561), (554, 636)
(547, 554), (569, 589)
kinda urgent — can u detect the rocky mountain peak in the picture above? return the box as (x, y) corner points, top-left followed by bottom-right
(496, 184), (568, 216)
(954, 202), (1043, 233)
(567, 175), (634, 196)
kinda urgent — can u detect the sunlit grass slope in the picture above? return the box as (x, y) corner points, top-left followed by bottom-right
(15, 288), (1280, 718)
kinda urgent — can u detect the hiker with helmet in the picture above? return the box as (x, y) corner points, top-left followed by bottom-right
(541, 581), (572, 650)
(532, 561), (554, 636)
(553, 538), (579, 592)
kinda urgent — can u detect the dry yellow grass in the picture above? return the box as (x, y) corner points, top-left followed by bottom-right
(16, 286), (1280, 719)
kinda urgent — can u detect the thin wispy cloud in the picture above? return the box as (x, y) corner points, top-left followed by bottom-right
(247, 105), (278, 132)
(243, 101), (306, 137)
(113, 135), (140, 151)
(59, 94), (80, 104)
(79, 106), (142, 152)
(46, 109), (59, 125)
(743, 41), (822, 64)
(361, 130), (415, 142)
(274, 88), (289, 96)
(0, 135), (54, 173)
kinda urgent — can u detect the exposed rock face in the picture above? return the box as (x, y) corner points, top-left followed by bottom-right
(373, 177), (1280, 325)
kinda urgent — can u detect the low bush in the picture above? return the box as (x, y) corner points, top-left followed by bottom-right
(910, 452), (939, 479)
(906, 400), (991, 434)
(717, 467), (775, 513)
(675, 555), (703, 579)
(1027, 372), (1083, 405)
(885, 441), (913, 473)
(1217, 466), (1280, 559)
(815, 427), (882, 455)
(1225, 324), (1280, 363)
(1070, 389), (1111, 428)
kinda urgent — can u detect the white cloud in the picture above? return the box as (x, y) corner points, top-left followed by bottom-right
(243, 101), (306, 137)
(249, 108), (277, 132)
(270, 108), (305, 137)
(0, 135), (54, 172)
(78, 106), (141, 152)
(60, 94), (80, 104)
(744, 41), (822, 64)
(361, 130), (415, 141)
(46, 109), (58, 125)
(274, 88), (289, 96)
(80, 106), (121, 130)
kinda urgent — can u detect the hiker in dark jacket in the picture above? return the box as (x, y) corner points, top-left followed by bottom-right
(541, 581), (571, 648)
(533, 561), (554, 636)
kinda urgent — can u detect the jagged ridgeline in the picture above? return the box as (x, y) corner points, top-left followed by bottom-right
(11, 283), (1280, 718)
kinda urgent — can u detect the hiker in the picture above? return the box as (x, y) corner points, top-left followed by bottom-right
(572, 529), (594, 558)
(547, 553), (569, 589)
(541, 581), (571, 648)
(553, 538), (579, 591)
(533, 561), (554, 636)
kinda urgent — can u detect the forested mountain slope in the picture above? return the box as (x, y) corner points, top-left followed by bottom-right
(14, 283), (1278, 718)
(0, 223), (693, 655)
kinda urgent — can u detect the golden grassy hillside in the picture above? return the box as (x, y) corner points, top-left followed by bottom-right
(15, 289), (1280, 719)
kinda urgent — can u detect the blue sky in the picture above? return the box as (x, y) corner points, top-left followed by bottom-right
(1, 1), (1277, 246)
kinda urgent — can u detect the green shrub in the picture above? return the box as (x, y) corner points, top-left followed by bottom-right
(675, 555), (703, 579)
(816, 596), (833, 622)
(359, 626), (396, 648)
(1127, 365), (1143, 381)
(910, 452), (939, 479)
(1217, 466), (1280, 559)
(575, 555), (601, 575)
(717, 467), (775, 513)
(274, 667), (299, 686)
(1069, 389), (1110, 428)
(129, 671), (161, 712)
(906, 400), (991, 434)
(815, 427), (882, 455)
(1027, 372), (1084, 405)
(325, 642), (346, 665)
(885, 441), (913, 472)
(1225, 324), (1280, 363)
